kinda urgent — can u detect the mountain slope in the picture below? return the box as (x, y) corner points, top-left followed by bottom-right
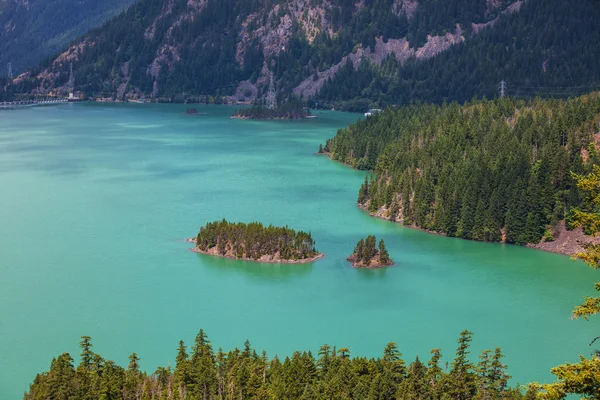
(11, 0), (525, 100)
(9, 0), (600, 105)
(317, 0), (600, 108)
(0, 0), (138, 73)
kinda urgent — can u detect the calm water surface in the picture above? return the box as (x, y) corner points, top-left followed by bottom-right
(0, 104), (598, 398)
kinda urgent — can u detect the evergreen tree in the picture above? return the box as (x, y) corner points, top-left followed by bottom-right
(378, 240), (390, 264)
(25, 330), (534, 400)
(447, 330), (477, 400)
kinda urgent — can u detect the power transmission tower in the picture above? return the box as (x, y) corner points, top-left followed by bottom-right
(7, 62), (13, 80)
(68, 62), (74, 91)
(499, 80), (506, 98)
(266, 71), (277, 110)
(152, 80), (159, 99)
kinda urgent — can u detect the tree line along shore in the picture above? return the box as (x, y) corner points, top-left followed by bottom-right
(321, 93), (600, 257)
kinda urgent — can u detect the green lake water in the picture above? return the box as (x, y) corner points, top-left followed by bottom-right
(0, 103), (598, 398)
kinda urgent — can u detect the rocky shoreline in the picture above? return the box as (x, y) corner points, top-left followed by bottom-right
(357, 204), (593, 258)
(186, 238), (324, 264)
(346, 254), (393, 269)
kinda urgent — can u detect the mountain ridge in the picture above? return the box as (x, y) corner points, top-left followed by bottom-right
(6, 0), (600, 108)
(9, 0), (524, 102)
(0, 0), (138, 72)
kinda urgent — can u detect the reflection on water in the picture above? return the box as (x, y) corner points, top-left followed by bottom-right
(194, 252), (313, 281)
(354, 266), (390, 280)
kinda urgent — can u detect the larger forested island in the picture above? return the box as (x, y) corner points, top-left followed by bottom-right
(191, 220), (321, 263)
(231, 102), (311, 120)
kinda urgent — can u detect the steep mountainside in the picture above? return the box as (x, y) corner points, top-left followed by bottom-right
(9, 0), (600, 106)
(0, 0), (138, 72)
(318, 0), (600, 109)
(10, 0), (526, 101)
(323, 93), (600, 247)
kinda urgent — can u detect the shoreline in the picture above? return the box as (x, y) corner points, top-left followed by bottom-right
(356, 203), (591, 258)
(323, 151), (590, 259)
(186, 238), (324, 264)
(346, 250), (394, 269)
(347, 258), (394, 269)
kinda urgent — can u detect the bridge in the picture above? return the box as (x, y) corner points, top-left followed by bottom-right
(0, 98), (70, 109)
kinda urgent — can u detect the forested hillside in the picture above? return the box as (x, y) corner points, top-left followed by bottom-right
(9, 0), (600, 106)
(317, 0), (600, 108)
(324, 93), (600, 246)
(25, 330), (536, 400)
(0, 0), (137, 72)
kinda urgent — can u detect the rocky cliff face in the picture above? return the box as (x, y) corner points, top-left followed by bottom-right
(16, 0), (522, 100)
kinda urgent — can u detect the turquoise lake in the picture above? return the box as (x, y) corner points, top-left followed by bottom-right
(0, 103), (598, 398)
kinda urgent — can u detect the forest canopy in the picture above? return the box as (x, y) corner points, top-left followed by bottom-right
(324, 93), (600, 246)
(25, 330), (533, 400)
(195, 219), (319, 261)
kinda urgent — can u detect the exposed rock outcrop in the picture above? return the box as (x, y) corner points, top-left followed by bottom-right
(293, 25), (465, 98)
(392, 0), (418, 20)
(473, 1), (522, 34)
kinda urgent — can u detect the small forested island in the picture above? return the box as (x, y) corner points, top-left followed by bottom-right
(232, 101), (311, 120)
(185, 108), (206, 115)
(190, 219), (322, 263)
(347, 235), (392, 268)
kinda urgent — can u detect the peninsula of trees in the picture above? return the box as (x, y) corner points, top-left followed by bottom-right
(323, 93), (600, 250)
(191, 219), (321, 263)
(347, 235), (392, 268)
(232, 102), (311, 120)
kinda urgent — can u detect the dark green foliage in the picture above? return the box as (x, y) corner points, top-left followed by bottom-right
(195, 219), (318, 261)
(317, 0), (600, 107)
(233, 100), (310, 120)
(378, 239), (390, 264)
(326, 94), (600, 245)
(0, 0), (138, 72)
(25, 331), (527, 400)
(349, 235), (392, 266)
(17, 0), (599, 105)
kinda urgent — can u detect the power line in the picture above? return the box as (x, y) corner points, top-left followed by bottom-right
(510, 83), (600, 90)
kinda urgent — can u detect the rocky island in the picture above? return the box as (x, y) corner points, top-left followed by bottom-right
(185, 108), (206, 115)
(347, 235), (393, 268)
(189, 219), (322, 264)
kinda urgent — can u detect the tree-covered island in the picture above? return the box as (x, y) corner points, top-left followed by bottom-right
(190, 219), (322, 263)
(347, 235), (393, 268)
(231, 101), (311, 120)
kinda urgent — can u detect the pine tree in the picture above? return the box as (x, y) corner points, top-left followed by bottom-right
(79, 336), (94, 370)
(378, 239), (390, 264)
(447, 330), (477, 400)
(128, 353), (140, 372)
